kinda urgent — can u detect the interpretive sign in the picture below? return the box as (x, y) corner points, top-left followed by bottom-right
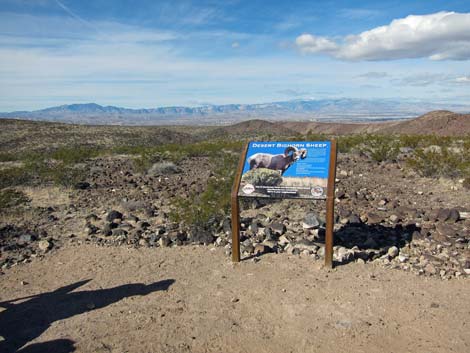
(238, 141), (331, 199)
(231, 140), (337, 268)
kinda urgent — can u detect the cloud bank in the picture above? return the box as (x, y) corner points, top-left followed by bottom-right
(296, 11), (470, 61)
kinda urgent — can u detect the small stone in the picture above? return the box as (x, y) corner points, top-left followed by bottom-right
(38, 240), (51, 252)
(424, 263), (437, 275)
(398, 255), (408, 263)
(389, 215), (399, 223)
(159, 236), (171, 247)
(366, 213), (383, 224)
(463, 269), (470, 275)
(20, 281), (28, 285)
(335, 247), (354, 263)
(86, 303), (95, 310)
(387, 246), (399, 258)
(138, 238), (149, 247)
(378, 199), (388, 206)
(278, 235), (290, 246)
(348, 214), (361, 225)
(75, 181), (91, 190)
(254, 244), (271, 256)
(447, 209), (460, 223)
(231, 297), (239, 303)
(302, 213), (320, 229)
(270, 222), (286, 235)
(106, 210), (123, 222)
(437, 208), (451, 222)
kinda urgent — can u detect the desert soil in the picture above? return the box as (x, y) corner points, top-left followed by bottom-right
(1, 244), (469, 353)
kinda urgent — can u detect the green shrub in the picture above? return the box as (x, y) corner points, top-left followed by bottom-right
(406, 147), (470, 178)
(362, 135), (400, 162)
(241, 168), (283, 186)
(337, 134), (367, 153)
(50, 146), (100, 164)
(169, 144), (241, 230)
(0, 189), (29, 210)
(0, 167), (31, 189)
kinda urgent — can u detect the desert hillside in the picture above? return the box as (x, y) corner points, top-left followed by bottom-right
(281, 110), (470, 136)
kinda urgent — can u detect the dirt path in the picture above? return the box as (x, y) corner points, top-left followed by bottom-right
(1, 244), (469, 353)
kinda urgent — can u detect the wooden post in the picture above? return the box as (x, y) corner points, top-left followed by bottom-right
(325, 139), (337, 268)
(231, 143), (249, 262)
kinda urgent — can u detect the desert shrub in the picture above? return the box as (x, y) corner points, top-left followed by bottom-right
(50, 146), (100, 164)
(406, 147), (470, 178)
(0, 167), (31, 189)
(147, 161), (181, 175)
(398, 135), (423, 149)
(169, 145), (241, 230)
(337, 134), (368, 153)
(0, 148), (93, 188)
(0, 189), (29, 210)
(305, 131), (329, 141)
(361, 135), (400, 162)
(0, 153), (19, 162)
(120, 140), (244, 173)
(241, 168), (283, 186)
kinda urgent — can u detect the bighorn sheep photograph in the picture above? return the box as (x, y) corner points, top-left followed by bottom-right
(247, 146), (308, 175)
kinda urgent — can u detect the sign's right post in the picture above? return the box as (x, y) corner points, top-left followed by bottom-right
(325, 139), (337, 268)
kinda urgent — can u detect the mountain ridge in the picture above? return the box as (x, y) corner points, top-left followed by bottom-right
(1, 99), (470, 126)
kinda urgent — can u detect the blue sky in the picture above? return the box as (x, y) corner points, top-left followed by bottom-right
(0, 0), (469, 111)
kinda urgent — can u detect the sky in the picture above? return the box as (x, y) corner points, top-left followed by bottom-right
(0, 0), (469, 111)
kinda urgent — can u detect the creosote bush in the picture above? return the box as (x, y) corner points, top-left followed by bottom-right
(241, 168), (282, 186)
(0, 146), (98, 188)
(0, 189), (29, 211)
(168, 141), (242, 230)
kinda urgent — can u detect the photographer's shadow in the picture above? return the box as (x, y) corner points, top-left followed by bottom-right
(0, 278), (175, 353)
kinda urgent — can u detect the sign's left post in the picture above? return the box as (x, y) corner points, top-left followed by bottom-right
(231, 143), (249, 262)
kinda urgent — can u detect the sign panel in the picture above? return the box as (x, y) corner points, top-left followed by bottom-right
(238, 141), (331, 199)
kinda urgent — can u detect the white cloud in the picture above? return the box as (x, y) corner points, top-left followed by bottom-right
(356, 71), (388, 79)
(231, 41), (239, 48)
(296, 12), (470, 61)
(295, 34), (337, 53)
(455, 76), (470, 83)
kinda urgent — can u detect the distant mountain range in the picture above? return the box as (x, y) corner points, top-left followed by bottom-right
(1, 99), (470, 125)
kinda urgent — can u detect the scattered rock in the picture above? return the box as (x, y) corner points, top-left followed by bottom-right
(302, 213), (319, 229)
(106, 210), (123, 222)
(387, 246), (399, 258)
(38, 240), (52, 252)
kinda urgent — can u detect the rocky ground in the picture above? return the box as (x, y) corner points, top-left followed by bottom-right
(1, 151), (469, 280)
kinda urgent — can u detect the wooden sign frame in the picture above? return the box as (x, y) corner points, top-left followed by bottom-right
(231, 140), (337, 268)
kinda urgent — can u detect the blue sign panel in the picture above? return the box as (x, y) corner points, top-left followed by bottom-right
(238, 141), (331, 199)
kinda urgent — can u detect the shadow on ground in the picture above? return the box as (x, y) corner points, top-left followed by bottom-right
(0, 278), (175, 353)
(332, 222), (420, 266)
(240, 222), (419, 266)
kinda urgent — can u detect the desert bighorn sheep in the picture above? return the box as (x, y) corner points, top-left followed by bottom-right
(248, 146), (307, 175)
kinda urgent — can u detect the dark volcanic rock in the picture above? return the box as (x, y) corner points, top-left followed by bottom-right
(75, 181), (91, 190)
(190, 228), (215, 245)
(106, 210), (123, 222)
(269, 222), (286, 235)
